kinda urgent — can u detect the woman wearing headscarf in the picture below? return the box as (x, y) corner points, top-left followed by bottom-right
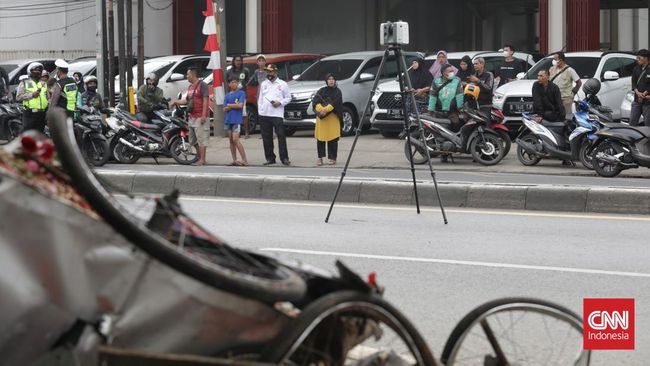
(456, 55), (475, 87)
(313, 73), (342, 166)
(407, 56), (433, 107)
(428, 50), (458, 79)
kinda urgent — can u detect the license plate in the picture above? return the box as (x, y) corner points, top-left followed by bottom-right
(387, 109), (404, 119)
(509, 102), (532, 113)
(285, 111), (302, 120)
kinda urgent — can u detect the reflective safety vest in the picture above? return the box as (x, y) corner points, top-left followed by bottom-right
(22, 79), (48, 110)
(57, 77), (78, 112)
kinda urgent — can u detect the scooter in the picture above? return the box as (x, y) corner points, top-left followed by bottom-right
(74, 106), (111, 167)
(404, 106), (508, 166)
(588, 124), (650, 177)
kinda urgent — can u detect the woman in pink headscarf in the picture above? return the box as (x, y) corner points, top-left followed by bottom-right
(428, 50), (458, 79)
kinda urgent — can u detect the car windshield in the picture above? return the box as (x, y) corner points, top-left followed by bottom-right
(524, 57), (599, 80)
(298, 59), (363, 81)
(0, 64), (19, 74)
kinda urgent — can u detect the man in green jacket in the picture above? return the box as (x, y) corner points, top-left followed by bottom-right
(137, 73), (164, 121)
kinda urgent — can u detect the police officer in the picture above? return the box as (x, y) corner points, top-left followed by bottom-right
(81, 75), (103, 109)
(15, 62), (49, 132)
(49, 59), (78, 117)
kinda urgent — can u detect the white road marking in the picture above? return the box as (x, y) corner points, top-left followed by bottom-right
(261, 248), (650, 279)
(178, 196), (650, 222)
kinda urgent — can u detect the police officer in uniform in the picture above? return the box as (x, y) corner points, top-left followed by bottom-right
(15, 62), (49, 132)
(48, 59), (78, 117)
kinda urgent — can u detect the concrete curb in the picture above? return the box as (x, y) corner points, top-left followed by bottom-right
(97, 171), (650, 216)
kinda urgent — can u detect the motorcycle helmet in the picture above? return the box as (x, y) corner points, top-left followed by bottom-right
(84, 75), (98, 85)
(27, 62), (44, 73)
(582, 78), (601, 96)
(146, 72), (159, 86)
(464, 83), (480, 101)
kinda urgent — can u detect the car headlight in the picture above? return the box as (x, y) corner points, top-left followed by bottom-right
(625, 91), (634, 103)
(493, 92), (505, 102)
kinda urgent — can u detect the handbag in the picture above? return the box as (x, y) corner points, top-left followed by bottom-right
(186, 84), (198, 113)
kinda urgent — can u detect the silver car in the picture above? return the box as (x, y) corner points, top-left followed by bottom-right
(284, 51), (421, 136)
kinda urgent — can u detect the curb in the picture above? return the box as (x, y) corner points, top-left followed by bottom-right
(97, 171), (650, 216)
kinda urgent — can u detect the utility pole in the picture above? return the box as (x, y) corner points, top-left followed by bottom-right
(101, 0), (108, 98)
(137, 0), (144, 89)
(96, 0), (105, 100)
(117, 0), (127, 108)
(126, 0), (133, 87)
(213, 0), (228, 136)
(107, 0), (115, 106)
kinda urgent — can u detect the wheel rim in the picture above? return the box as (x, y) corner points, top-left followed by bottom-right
(342, 112), (354, 134)
(595, 143), (618, 174)
(173, 138), (198, 163)
(85, 139), (106, 164)
(519, 136), (540, 163)
(446, 303), (588, 366)
(475, 135), (501, 162)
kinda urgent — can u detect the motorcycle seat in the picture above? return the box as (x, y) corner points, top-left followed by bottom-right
(127, 120), (161, 130)
(541, 120), (566, 133)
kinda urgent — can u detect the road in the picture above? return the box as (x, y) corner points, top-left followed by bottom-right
(173, 196), (648, 365)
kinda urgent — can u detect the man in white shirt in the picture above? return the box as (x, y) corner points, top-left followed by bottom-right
(258, 64), (292, 165)
(549, 52), (582, 116)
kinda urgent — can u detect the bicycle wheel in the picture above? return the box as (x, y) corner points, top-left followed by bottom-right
(47, 108), (306, 304)
(441, 297), (590, 366)
(262, 290), (437, 366)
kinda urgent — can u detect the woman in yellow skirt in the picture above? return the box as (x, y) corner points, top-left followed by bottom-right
(313, 73), (342, 165)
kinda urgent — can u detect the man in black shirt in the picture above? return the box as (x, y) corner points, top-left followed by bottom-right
(532, 69), (565, 122)
(496, 44), (524, 88)
(630, 49), (650, 126)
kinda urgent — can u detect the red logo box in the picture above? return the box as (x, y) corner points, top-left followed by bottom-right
(583, 298), (635, 350)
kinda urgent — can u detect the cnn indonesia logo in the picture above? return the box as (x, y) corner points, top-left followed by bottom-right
(583, 298), (635, 350)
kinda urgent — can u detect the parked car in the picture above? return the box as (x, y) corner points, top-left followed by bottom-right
(68, 56), (141, 78)
(620, 90), (645, 125)
(0, 59), (58, 95)
(179, 53), (322, 133)
(493, 51), (636, 134)
(284, 51), (423, 137)
(371, 51), (537, 137)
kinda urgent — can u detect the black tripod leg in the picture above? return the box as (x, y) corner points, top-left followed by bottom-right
(325, 48), (391, 223)
(397, 51), (448, 225)
(395, 49), (420, 214)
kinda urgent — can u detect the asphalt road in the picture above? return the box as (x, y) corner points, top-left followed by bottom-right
(99, 164), (650, 189)
(174, 196), (648, 365)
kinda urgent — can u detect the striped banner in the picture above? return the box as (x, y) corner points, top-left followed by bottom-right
(203, 0), (224, 104)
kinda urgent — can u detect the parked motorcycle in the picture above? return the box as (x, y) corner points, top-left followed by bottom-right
(0, 100), (24, 145)
(113, 104), (198, 165)
(588, 123), (650, 177)
(404, 106), (508, 166)
(516, 79), (610, 169)
(74, 105), (110, 167)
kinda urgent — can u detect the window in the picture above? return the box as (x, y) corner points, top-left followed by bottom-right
(299, 59), (363, 81)
(617, 57), (636, 78)
(288, 60), (314, 79)
(600, 58), (620, 78)
(524, 57), (599, 80)
(171, 58), (211, 80)
(274, 61), (289, 80)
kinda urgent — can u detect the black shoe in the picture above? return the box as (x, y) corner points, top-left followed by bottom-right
(440, 155), (449, 163)
(263, 160), (276, 166)
(281, 159), (291, 166)
(561, 160), (573, 166)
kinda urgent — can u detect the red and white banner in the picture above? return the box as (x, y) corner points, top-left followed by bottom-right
(203, 0), (224, 104)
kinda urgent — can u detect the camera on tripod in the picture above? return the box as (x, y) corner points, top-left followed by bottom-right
(380, 21), (409, 46)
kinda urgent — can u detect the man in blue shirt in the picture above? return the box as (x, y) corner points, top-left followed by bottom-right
(224, 77), (248, 166)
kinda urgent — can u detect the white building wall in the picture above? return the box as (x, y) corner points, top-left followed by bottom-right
(0, 0), (172, 61)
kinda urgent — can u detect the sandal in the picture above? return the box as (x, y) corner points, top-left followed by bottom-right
(238, 160), (249, 166)
(227, 161), (237, 166)
(328, 159), (336, 165)
(316, 158), (323, 166)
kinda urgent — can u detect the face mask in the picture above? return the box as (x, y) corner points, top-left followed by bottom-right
(503, 51), (510, 57)
(447, 72), (455, 79)
(552, 60), (559, 67)
(267, 75), (275, 81)
(87, 86), (97, 92)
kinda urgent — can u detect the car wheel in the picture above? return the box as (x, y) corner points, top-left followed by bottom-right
(340, 106), (357, 137)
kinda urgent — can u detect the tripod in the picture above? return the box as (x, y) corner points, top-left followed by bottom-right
(325, 45), (448, 224)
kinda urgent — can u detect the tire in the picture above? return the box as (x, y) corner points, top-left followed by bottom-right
(114, 141), (141, 164)
(340, 106), (357, 137)
(469, 131), (505, 166)
(170, 136), (199, 165)
(261, 290), (436, 366)
(593, 141), (623, 178)
(579, 139), (595, 170)
(495, 130), (512, 157)
(246, 105), (258, 133)
(284, 126), (298, 137)
(381, 130), (401, 138)
(82, 136), (110, 167)
(441, 297), (589, 366)
(516, 134), (542, 166)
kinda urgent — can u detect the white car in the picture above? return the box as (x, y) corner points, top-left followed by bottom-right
(114, 55), (212, 103)
(371, 51), (537, 137)
(493, 51), (636, 133)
